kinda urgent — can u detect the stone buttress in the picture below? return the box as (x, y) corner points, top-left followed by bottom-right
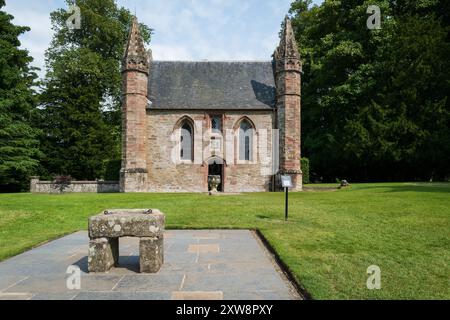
(274, 17), (303, 191)
(120, 17), (150, 192)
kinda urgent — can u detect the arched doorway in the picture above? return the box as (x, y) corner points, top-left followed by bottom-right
(206, 157), (224, 192)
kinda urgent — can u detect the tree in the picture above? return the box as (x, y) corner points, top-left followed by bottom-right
(37, 0), (151, 180)
(0, 0), (41, 192)
(289, 0), (450, 181)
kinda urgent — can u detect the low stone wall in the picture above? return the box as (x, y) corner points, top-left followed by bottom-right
(30, 177), (120, 193)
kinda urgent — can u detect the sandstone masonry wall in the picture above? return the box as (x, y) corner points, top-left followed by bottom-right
(30, 177), (120, 193)
(146, 110), (275, 192)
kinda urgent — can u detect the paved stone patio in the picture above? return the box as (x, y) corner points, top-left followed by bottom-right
(0, 230), (301, 300)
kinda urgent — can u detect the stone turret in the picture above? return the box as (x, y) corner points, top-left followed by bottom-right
(120, 17), (150, 192)
(274, 16), (302, 191)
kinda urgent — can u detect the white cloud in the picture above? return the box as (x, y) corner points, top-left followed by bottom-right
(124, 0), (294, 61)
(4, 0), (57, 78)
(151, 44), (193, 61)
(4, 0), (299, 77)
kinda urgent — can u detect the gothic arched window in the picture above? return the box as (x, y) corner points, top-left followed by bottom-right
(180, 122), (193, 161)
(239, 120), (253, 161)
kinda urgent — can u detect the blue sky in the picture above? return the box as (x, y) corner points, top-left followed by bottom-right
(4, 0), (323, 78)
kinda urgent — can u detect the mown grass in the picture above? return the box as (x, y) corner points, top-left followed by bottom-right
(0, 182), (449, 299)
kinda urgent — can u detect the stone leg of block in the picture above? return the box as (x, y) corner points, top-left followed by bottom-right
(88, 237), (115, 273)
(139, 236), (164, 273)
(110, 237), (119, 267)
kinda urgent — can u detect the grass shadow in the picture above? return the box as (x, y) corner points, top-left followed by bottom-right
(354, 183), (450, 194)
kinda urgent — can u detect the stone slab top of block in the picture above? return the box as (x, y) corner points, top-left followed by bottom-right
(88, 209), (165, 238)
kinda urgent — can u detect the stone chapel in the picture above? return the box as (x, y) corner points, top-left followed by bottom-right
(120, 16), (302, 193)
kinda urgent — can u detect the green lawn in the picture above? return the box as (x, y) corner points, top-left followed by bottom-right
(0, 182), (449, 299)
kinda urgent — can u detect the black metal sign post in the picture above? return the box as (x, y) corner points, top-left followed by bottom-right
(285, 187), (289, 221)
(281, 175), (293, 221)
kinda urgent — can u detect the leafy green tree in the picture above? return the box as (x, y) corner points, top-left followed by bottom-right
(0, 0), (41, 192)
(37, 0), (151, 180)
(290, 0), (450, 181)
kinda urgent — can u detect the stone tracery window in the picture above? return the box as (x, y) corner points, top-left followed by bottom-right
(211, 115), (222, 133)
(180, 121), (193, 161)
(239, 119), (253, 161)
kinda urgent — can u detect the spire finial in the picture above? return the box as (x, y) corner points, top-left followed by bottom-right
(273, 15), (301, 71)
(122, 16), (149, 74)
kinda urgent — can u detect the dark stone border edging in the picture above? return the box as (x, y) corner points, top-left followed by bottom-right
(254, 229), (313, 300)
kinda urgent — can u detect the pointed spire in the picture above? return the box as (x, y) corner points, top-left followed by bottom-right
(122, 16), (150, 74)
(274, 16), (301, 71)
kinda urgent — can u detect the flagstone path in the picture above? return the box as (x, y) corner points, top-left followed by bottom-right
(0, 230), (301, 300)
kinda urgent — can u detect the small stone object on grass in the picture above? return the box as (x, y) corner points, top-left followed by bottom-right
(88, 209), (165, 273)
(339, 180), (350, 188)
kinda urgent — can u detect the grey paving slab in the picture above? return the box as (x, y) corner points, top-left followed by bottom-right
(30, 293), (78, 300)
(0, 230), (300, 300)
(159, 262), (210, 274)
(4, 274), (123, 293)
(197, 251), (267, 264)
(73, 291), (171, 300)
(208, 262), (277, 274)
(223, 290), (295, 300)
(113, 274), (184, 292)
(182, 272), (289, 292)
(0, 275), (29, 292)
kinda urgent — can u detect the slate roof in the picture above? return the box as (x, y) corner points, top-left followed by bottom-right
(148, 61), (276, 110)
